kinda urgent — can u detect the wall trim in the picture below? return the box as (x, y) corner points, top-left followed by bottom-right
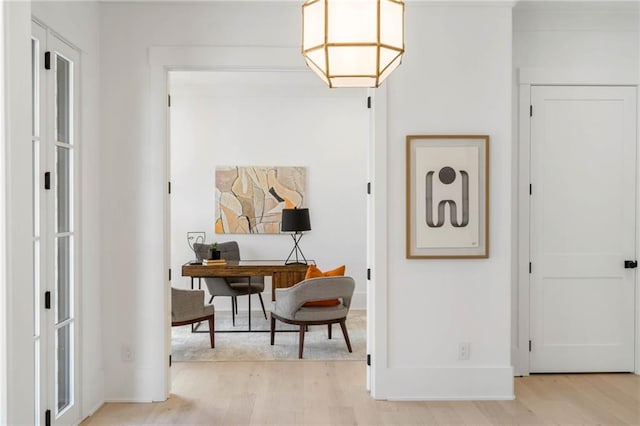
(518, 67), (639, 86)
(368, 84), (389, 398)
(0, 1), (7, 422)
(515, 67), (640, 376)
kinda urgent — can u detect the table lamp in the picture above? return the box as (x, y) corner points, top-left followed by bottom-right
(281, 208), (311, 265)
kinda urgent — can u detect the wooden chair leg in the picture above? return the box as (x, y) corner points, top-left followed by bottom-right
(339, 319), (352, 353)
(258, 293), (267, 320)
(328, 323), (332, 339)
(208, 316), (215, 348)
(270, 315), (276, 345)
(298, 324), (306, 359)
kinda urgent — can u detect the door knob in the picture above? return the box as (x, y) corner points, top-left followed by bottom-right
(624, 260), (637, 269)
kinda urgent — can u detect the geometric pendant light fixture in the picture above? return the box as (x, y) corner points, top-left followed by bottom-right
(302, 0), (405, 88)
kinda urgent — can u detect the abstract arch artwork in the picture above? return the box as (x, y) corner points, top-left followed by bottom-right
(215, 166), (306, 234)
(406, 135), (489, 258)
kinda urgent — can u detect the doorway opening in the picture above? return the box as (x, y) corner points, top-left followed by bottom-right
(167, 70), (370, 364)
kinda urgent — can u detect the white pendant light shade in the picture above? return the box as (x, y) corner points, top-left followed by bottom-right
(302, 0), (405, 88)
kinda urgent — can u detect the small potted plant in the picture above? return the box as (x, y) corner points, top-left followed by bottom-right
(209, 242), (220, 260)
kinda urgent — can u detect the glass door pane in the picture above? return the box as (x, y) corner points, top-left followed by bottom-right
(52, 42), (77, 423)
(55, 325), (71, 412)
(56, 147), (71, 233)
(55, 236), (71, 323)
(56, 56), (70, 144)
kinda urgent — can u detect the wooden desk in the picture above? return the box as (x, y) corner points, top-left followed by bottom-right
(181, 260), (310, 302)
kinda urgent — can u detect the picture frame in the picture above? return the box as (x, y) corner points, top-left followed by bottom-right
(406, 135), (489, 259)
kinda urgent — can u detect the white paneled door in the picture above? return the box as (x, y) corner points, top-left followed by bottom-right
(530, 86), (637, 373)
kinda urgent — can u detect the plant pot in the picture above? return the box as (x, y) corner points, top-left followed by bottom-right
(209, 250), (221, 260)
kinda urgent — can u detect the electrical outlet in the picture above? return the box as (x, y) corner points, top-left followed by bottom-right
(458, 342), (470, 360)
(121, 344), (134, 362)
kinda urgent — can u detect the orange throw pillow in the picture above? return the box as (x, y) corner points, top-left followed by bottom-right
(302, 265), (346, 307)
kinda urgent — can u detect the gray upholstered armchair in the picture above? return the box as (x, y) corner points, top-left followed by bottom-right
(270, 276), (355, 358)
(171, 287), (215, 348)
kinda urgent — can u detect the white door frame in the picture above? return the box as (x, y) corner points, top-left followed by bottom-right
(149, 46), (388, 399)
(515, 67), (640, 376)
(0, 1), (8, 423)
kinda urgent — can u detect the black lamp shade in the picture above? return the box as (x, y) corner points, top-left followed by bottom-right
(281, 208), (311, 233)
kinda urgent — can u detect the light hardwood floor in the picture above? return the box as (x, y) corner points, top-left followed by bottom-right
(82, 361), (640, 425)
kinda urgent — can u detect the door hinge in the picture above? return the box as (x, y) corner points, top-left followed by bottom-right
(367, 182), (371, 195)
(168, 181), (171, 194)
(169, 269), (172, 281)
(169, 354), (172, 367)
(529, 262), (532, 274)
(168, 94), (171, 107)
(367, 354), (371, 366)
(44, 52), (51, 70)
(528, 340), (532, 352)
(367, 96), (371, 109)
(367, 268), (371, 280)
(45, 409), (51, 426)
(624, 260), (638, 269)
(44, 172), (51, 190)
(530, 105), (533, 117)
(529, 184), (532, 195)
(44, 291), (51, 309)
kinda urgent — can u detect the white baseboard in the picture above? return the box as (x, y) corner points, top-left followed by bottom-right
(373, 366), (514, 400)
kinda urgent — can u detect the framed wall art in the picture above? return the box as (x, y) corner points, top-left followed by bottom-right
(215, 166), (306, 234)
(406, 135), (489, 259)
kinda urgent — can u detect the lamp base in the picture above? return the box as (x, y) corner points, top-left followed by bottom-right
(284, 233), (308, 266)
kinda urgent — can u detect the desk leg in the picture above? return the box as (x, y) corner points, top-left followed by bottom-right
(190, 277), (203, 333)
(248, 277), (252, 331)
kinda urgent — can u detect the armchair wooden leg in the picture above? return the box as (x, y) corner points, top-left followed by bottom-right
(339, 319), (352, 353)
(270, 315), (276, 346)
(328, 323), (332, 339)
(298, 324), (306, 359)
(208, 316), (215, 348)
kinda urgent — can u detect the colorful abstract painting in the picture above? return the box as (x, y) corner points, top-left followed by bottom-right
(215, 166), (306, 234)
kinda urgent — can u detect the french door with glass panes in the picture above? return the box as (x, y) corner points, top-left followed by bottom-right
(32, 22), (80, 425)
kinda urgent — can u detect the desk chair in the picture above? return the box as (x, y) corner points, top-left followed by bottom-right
(171, 287), (214, 348)
(270, 276), (355, 358)
(194, 241), (267, 326)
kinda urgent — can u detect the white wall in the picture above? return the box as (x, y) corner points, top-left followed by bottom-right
(100, 1), (306, 402)
(3, 1), (102, 423)
(169, 71), (368, 311)
(100, 1), (515, 401)
(512, 2), (639, 375)
(374, 4), (514, 399)
(4, 2), (37, 423)
(514, 3), (639, 72)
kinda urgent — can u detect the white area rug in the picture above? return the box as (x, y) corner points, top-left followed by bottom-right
(172, 310), (366, 362)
